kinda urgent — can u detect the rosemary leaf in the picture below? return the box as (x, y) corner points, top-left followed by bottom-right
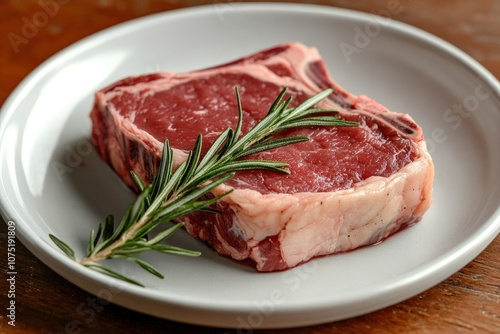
(144, 222), (185, 246)
(196, 127), (233, 172)
(130, 171), (146, 192)
(149, 244), (201, 256)
(231, 87), (244, 146)
(179, 135), (203, 185)
(113, 246), (152, 255)
(87, 228), (96, 255)
(149, 140), (173, 200)
(102, 215), (115, 240)
(233, 136), (309, 159)
(267, 88), (290, 115)
(84, 263), (145, 287)
(276, 117), (358, 130)
(131, 257), (165, 279)
(49, 234), (76, 260)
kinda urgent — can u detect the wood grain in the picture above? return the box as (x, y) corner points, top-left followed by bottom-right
(1, 1), (499, 333)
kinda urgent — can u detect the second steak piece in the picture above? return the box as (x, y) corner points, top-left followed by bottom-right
(90, 42), (434, 272)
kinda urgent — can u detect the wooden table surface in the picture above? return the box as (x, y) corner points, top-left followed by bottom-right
(1, 1), (499, 333)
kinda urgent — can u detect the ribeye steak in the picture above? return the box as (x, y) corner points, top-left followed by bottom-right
(90, 42), (434, 271)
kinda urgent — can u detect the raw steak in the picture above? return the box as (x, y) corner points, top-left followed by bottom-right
(90, 43), (434, 272)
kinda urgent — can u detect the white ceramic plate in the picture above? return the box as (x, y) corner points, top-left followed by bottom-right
(1, 3), (499, 329)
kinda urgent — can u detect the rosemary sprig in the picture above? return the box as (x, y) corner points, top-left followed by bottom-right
(49, 87), (358, 287)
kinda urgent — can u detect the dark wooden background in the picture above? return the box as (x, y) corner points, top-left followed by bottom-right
(1, 1), (499, 333)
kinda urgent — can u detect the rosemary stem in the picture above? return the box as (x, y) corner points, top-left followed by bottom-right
(79, 214), (153, 265)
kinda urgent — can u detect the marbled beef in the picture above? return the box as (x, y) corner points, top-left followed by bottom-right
(90, 43), (434, 271)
